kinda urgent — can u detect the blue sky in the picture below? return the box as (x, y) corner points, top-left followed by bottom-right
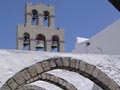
(0, 0), (119, 52)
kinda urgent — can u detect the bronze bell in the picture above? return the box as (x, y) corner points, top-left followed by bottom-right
(23, 39), (29, 47)
(36, 40), (44, 49)
(44, 16), (48, 20)
(51, 41), (58, 49)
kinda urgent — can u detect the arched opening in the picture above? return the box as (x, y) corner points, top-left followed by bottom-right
(51, 35), (59, 52)
(26, 73), (77, 90)
(23, 32), (30, 50)
(35, 34), (46, 51)
(43, 11), (49, 27)
(2, 57), (119, 90)
(32, 9), (38, 25)
(18, 85), (46, 90)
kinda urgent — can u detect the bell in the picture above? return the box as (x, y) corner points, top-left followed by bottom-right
(36, 40), (44, 49)
(23, 39), (29, 47)
(51, 41), (58, 49)
(32, 14), (37, 21)
(32, 16), (36, 21)
(44, 16), (48, 21)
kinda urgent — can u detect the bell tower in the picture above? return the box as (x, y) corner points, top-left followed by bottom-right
(17, 3), (64, 52)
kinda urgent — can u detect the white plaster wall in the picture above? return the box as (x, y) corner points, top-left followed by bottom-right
(73, 19), (120, 55)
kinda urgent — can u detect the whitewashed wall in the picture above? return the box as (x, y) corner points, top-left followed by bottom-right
(73, 19), (120, 55)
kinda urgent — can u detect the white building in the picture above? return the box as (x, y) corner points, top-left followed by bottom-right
(73, 19), (120, 55)
(73, 19), (120, 90)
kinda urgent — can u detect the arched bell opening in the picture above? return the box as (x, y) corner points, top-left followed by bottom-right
(51, 35), (59, 52)
(35, 34), (46, 51)
(43, 11), (49, 27)
(23, 32), (30, 50)
(32, 9), (38, 25)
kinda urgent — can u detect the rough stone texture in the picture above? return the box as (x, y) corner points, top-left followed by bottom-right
(70, 86), (77, 90)
(54, 77), (59, 83)
(41, 61), (51, 71)
(92, 67), (101, 78)
(50, 75), (55, 81)
(70, 58), (77, 68)
(66, 83), (72, 89)
(35, 63), (44, 74)
(62, 81), (67, 87)
(75, 60), (80, 69)
(49, 59), (57, 68)
(41, 73), (47, 80)
(79, 61), (87, 71)
(85, 64), (95, 75)
(1, 85), (11, 90)
(46, 73), (51, 80)
(62, 57), (70, 67)
(55, 57), (63, 67)
(27, 65), (37, 77)
(18, 85), (46, 90)
(33, 76), (39, 81)
(7, 78), (18, 90)
(58, 78), (64, 85)
(13, 73), (25, 85)
(108, 80), (119, 90)
(21, 69), (31, 81)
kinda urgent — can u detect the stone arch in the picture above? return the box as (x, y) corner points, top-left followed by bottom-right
(1, 57), (120, 90)
(26, 73), (77, 90)
(18, 85), (46, 90)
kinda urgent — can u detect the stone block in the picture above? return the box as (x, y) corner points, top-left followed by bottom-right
(92, 67), (101, 78)
(62, 81), (67, 87)
(97, 71), (111, 86)
(41, 73), (47, 79)
(62, 57), (70, 67)
(58, 78), (64, 85)
(79, 61), (87, 71)
(41, 61), (51, 71)
(108, 80), (119, 90)
(46, 73), (51, 80)
(49, 59), (56, 68)
(21, 69), (31, 81)
(85, 64), (95, 74)
(54, 77), (59, 83)
(55, 57), (63, 67)
(13, 72), (25, 85)
(70, 86), (77, 90)
(70, 59), (77, 68)
(66, 83), (72, 89)
(28, 65), (37, 77)
(75, 60), (80, 69)
(38, 74), (42, 79)
(50, 75), (55, 81)
(33, 76), (39, 81)
(7, 78), (18, 90)
(35, 63), (44, 74)
(1, 84), (11, 90)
